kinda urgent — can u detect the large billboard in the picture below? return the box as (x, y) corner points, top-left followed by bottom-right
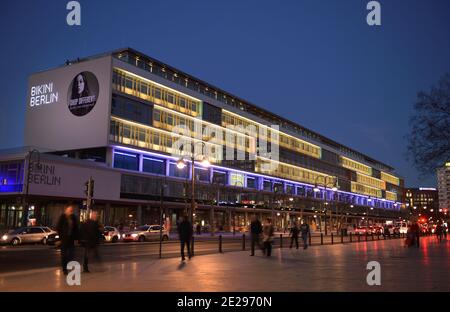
(27, 157), (121, 201)
(25, 56), (112, 151)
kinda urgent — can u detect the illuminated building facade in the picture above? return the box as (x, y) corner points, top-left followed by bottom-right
(0, 48), (405, 231)
(437, 162), (450, 212)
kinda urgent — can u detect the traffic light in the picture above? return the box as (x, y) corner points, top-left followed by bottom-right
(84, 177), (94, 198)
(89, 178), (94, 198)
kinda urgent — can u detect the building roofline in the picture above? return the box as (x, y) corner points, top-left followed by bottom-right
(62, 47), (395, 171)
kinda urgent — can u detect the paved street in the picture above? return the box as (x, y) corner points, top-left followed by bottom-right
(1, 236), (449, 291)
(0, 232), (404, 273)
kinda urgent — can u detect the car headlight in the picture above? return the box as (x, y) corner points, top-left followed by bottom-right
(131, 233), (138, 238)
(1, 235), (7, 241)
(118, 234), (121, 239)
(55, 235), (59, 239)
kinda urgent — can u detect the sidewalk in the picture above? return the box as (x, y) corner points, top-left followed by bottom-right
(1, 236), (449, 292)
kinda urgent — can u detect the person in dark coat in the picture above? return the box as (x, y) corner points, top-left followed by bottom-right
(80, 210), (102, 273)
(56, 204), (79, 275)
(249, 215), (262, 256)
(289, 221), (300, 249)
(178, 215), (193, 261)
(300, 221), (311, 249)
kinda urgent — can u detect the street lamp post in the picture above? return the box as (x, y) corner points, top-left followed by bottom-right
(176, 141), (210, 227)
(23, 149), (41, 227)
(313, 176), (338, 235)
(232, 180), (245, 236)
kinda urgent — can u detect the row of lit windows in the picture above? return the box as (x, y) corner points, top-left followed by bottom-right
(341, 156), (372, 176)
(115, 50), (396, 175)
(351, 182), (382, 198)
(110, 118), (222, 162)
(222, 111), (321, 159)
(255, 157), (335, 186)
(356, 172), (386, 190)
(381, 172), (400, 186)
(385, 191), (397, 201)
(152, 108), (255, 154)
(112, 68), (201, 117)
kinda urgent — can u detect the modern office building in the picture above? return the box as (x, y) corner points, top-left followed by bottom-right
(437, 162), (450, 212)
(0, 48), (405, 232)
(405, 187), (440, 219)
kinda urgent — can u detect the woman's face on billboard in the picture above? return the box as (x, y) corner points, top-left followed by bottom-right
(76, 74), (85, 95)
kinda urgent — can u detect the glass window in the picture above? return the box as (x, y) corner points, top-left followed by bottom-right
(195, 167), (210, 182)
(213, 171), (227, 185)
(179, 97), (186, 108)
(143, 158), (165, 175)
(114, 152), (139, 171)
(230, 173), (245, 187)
(263, 180), (272, 192)
(153, 110), (160, 122)
(246, 177), (257, 189)
(169, 162), (189, 179)
(29, 228), (44, 234)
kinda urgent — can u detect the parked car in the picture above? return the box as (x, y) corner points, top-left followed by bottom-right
(395, 222), (408, 234)
(354, 226), (370, 235)
(384, 224), (400, 235)
(46, 232), (60, 246)
(371, 226), (383, 235)
(1, 226), (57, 246)
(122, 225), (169, 242)
(103, 226), (121, 243)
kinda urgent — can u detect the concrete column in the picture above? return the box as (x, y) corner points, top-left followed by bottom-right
(138, 154), (143, 172)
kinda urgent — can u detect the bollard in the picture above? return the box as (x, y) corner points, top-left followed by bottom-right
(280, 234), (283, 248)
(219, 235), (223, 253)
(365, 232), (368, 242)
(242, 234), (246, 251)
(321, 233), (324, 245)
(358, 233), (361, 242)
(309, 233), (312, 246)
(377, 234), (380, 240)
(331, 233), (334, 245)
(341, 231), (344, 244)
(191, 236), (195, 257)
(371, 233), (374, 241)
(350, 232), (353, 243)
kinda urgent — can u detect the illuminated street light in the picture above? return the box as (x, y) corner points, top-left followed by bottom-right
(176, 158), (186, 169)
(313, 186), (320, 193)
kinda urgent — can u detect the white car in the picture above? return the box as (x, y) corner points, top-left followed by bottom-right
(122, 225), (169, 242)
(103, 226), (121, 243)
(395, 222), (408, 234)
(1, 226), (57, 246)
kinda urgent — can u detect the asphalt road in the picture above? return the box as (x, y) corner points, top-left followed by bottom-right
(0, 233), (406, 274)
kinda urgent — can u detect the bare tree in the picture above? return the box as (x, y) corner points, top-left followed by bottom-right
(406, 74), (450, 175)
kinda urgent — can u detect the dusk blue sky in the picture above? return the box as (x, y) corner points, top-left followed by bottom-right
(1, 0), (449, 187)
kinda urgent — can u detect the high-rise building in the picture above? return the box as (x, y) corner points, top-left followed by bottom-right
(0, 48), (405, 231)
(437, 162), (450, 211)
(405, 187), (440, 219)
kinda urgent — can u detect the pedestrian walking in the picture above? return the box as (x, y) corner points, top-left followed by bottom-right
(289, 221), (300, 249)
(196, 223), (201, 235)
(178, 215), (193, 261)
(299, 220), (311, 249)
(410, 220), (420, 248)
(249, 215), (262, 256)
(80, 211), (102, 273)
(56, 204), (79, 275)
(436, 222), (443, 242)
(262, 218), (274, 257)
